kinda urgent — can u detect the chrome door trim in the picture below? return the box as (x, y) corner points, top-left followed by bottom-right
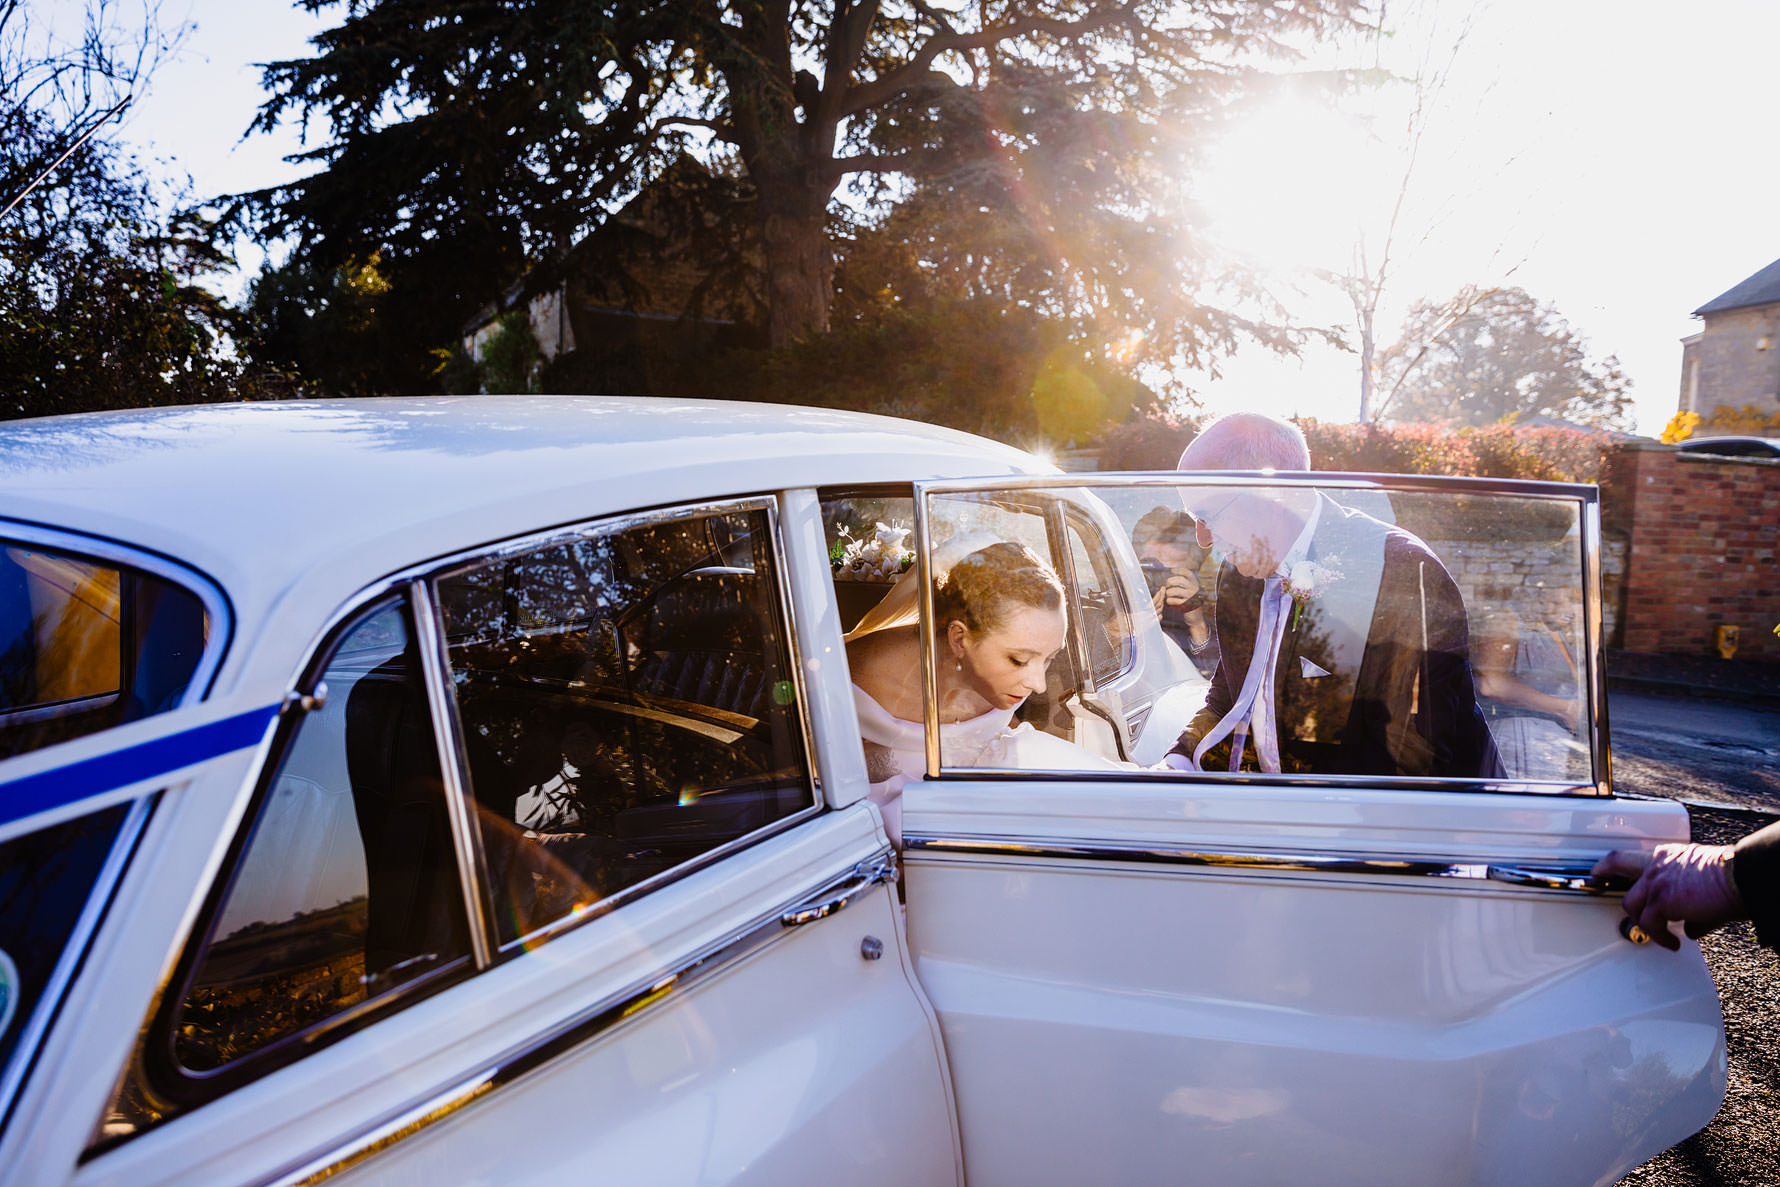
(252, 846), (898, 1187)
(902, 834), (1623, 895)
(1580, 497), (1610, 794)
(780, 854), (898, 926)
(409, 582), (496, 970)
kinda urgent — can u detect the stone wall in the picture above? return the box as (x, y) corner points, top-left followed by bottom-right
(1682, 301), (1780, 420)
(1429, 534), (1626, 644)
(1602, 443), (1780, 661)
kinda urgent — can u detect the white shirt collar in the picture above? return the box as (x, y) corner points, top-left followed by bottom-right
(1274, 494), (1322, 579)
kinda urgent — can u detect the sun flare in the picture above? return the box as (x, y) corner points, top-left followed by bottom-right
(1194, 97), (1385, 278)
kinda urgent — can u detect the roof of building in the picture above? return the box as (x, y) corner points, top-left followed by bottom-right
(1693, 256), (1780, 316)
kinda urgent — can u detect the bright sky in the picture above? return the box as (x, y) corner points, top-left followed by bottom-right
(113, 0), (1780, 437)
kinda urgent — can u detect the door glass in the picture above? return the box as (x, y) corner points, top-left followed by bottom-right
(917, 480), (1594, 787)
(0, 543), (210, 760)
(155, 601), (470, 1085)
(437, 503), (816, 948)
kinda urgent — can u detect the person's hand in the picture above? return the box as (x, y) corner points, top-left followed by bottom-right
(1591, 843), (1745, 951)
(1150, 752), (1197, 772)
(1159, 574), (1196, 610)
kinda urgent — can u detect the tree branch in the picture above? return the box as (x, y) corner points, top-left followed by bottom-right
(837, 3), (1135, 119)
(819, 0), (879, 125)
(824, 146), (946, 182)
(655, 115), (738, 143)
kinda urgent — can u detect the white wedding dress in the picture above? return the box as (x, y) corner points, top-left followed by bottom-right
(852, 684), (1126, 845)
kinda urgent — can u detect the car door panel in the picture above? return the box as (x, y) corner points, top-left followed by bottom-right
(76, 804), (958, 1187)
(901, 779), (1723, 1187)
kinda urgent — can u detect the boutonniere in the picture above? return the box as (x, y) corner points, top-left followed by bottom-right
(1283, 559), (1341, 628)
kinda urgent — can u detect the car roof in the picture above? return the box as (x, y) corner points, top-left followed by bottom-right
(1676, 435), (1780, 454)
(0, 397), (1050, 682)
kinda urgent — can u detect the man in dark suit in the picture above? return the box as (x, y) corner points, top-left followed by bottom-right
(1162, 413), (1501, 778)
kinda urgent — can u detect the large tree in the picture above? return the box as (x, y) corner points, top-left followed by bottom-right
(0, 0), (303, 419)
(1375, 286), (1633, 430)
(244, 0), (1369, 392)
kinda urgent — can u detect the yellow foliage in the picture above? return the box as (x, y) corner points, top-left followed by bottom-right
(1659, 410), (1700, 443)
(1697, 403), (1780, 436)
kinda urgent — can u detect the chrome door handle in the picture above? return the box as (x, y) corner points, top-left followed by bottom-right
(1485, 863), (1630, 894)
(780, 855), (899, 927)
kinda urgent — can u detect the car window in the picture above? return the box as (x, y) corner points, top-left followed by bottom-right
(0, 541), (210, 760)
(0, 805), (131, 1126)
(436, 501), (816, 949)
(914, 478), (1597, 789)
(1062, 511), (1132, 687)
(99, 600), (472, 1142)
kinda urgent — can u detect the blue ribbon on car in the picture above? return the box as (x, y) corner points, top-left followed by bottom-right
(0, 703), (279, 832)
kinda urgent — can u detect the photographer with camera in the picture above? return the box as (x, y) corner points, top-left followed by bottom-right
(1132, 507), (1219, 678)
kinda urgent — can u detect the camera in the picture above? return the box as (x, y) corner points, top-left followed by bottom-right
(1140, 559), (1172, 597)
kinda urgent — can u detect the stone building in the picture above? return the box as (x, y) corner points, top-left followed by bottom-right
(1677, 256), (1780, 423)
(461, 158), (761, 394)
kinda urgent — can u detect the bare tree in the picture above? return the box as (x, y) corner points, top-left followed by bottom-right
(1317, 0), (1519, 421)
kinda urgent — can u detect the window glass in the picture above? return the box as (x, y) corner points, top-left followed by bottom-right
(1063, 514), (1131, 686)
(0, 543), (209, 760)
(437, 504), (814, 948)
(0, 806), (128, 1118)
(919, 481), (1593, 787)
(166, 601), (471, 1077)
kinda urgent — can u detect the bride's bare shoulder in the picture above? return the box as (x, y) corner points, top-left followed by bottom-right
(846, 626), (921, 699)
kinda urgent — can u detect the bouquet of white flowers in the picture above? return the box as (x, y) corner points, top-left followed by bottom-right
(831, 522), (914, 582)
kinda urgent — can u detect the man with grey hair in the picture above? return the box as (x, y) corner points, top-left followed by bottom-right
(1163, 412), (1500, 778)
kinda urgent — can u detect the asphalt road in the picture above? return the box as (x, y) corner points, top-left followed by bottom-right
(1608, 688), (1780, 1186)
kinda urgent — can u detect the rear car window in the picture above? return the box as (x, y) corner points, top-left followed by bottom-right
(0, 542), (209, 760)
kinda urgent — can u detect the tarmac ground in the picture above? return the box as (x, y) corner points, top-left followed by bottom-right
(1608, 681), (1780, 1186)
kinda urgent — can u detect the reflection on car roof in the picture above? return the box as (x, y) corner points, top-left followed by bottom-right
(0, 396), (1049, 637)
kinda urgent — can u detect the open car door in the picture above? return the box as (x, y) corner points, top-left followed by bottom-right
(898, 473), (1723, 1187)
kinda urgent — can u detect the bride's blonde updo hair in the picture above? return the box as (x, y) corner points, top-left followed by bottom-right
(933, 541), (1063, 636)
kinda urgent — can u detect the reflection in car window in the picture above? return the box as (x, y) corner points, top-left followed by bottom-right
(101, 600), (472, 1143)
(0, 543), (208, 760)
(921, 482), (1594, 788)
(437, 504), (815, 948)
(0, 806), (128, 1114)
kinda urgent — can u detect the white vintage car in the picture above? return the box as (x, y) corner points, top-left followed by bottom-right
(0, 397), (1723, 1186)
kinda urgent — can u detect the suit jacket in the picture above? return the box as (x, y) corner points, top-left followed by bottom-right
(1169, 494), (1502, 779)
(1733, 822), (1780, 949)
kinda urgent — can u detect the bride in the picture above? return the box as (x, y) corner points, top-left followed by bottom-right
(845, 537), (1125, 844)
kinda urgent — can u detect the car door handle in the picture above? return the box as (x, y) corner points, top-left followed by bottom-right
(1485, 863), (1631, 894)
(780, 855), (898, 927)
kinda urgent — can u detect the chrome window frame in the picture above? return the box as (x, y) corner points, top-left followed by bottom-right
(417, 495), (826, 958)
(914, 472), (1608, 797)
(0, 520), (231, 1133)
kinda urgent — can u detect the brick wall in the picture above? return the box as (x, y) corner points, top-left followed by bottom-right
(1602, 444), (1780, 660)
